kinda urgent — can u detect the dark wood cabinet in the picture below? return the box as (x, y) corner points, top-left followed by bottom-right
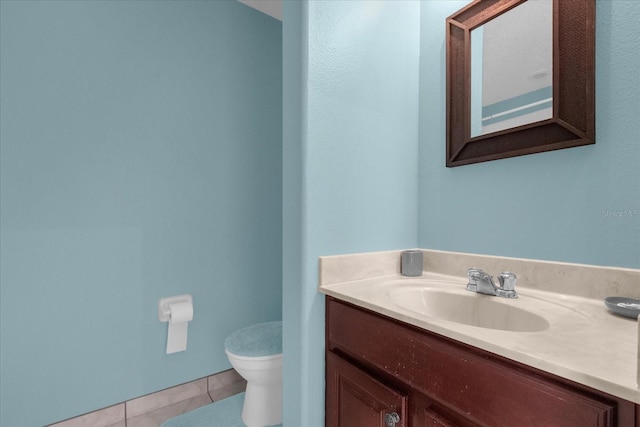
(325, 297), (638, 427)
(326, 351), (407, 427)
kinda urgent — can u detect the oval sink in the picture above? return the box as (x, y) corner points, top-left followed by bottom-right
(388, 287), (551, 332)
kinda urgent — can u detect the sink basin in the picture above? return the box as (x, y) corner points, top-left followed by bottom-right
(389, 287), (548, 332)
(385, 286), (585, 332)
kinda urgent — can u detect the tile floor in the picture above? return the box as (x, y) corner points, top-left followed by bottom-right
(47, 369), (246, 427)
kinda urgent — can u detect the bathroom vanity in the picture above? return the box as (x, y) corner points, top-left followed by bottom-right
(319, 250), (640, 427)
(326, 297), (635, 426)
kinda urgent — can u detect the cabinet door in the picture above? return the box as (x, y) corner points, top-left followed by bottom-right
(327, 351), (408, 427)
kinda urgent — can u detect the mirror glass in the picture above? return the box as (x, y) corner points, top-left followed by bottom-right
(470, 0), (553, 137)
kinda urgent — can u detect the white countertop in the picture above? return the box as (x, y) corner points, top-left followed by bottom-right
(319, 271), (640, 404)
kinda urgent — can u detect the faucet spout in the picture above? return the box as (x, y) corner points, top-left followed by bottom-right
(477, 271), (498, 295)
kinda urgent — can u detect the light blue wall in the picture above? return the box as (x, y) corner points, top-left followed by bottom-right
(282, 1), (420, 425)
(419, 0), (640, 269)
(282, 0), (639, 425)
(282, 2), (305, 426)
(0, 1), (282, 426)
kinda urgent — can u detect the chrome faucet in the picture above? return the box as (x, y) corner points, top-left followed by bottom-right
(466, 268), (517, 298)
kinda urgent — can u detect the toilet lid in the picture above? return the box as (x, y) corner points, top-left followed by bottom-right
(224, 321), (282, 357)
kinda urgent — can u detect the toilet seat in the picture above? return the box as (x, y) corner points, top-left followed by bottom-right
(224, 321), (282, 358)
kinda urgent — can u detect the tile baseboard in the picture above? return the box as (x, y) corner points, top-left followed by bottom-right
(48, 403), (125, 427)
(126, 394), (213, 427)
(47, 369), (246, 427)
(207, 368), (247, 402)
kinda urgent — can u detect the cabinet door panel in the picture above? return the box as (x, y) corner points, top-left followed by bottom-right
(326, 351), (407, 427)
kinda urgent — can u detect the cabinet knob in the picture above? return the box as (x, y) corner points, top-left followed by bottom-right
(384, 412), (401, 427)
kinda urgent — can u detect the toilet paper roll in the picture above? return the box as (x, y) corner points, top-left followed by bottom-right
(166, 302), (193, 354)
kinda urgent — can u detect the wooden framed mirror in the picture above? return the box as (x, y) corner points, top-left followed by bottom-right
(446, 0), (595, 167)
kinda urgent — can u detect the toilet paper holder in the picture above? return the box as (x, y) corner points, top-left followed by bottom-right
(158, 294), (193, 322)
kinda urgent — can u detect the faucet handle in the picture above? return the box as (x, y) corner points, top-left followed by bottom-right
(466, 267), (482, 292)
(467, 267), (482, 280)
(497, 272), (517, 298)
(498, 271), (517, 290)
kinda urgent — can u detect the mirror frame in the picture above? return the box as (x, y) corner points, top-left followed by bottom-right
(446, 0), (595, 167)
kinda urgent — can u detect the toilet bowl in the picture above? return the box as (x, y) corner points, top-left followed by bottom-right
(224, 321), (282, 427)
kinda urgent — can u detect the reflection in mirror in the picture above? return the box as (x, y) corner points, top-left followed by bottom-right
(470, 0), (553, 137)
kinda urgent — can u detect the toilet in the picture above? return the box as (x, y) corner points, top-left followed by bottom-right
(224, 321), (282, 427)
